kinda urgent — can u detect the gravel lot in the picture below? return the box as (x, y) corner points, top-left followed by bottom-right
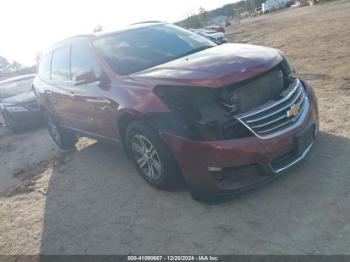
(1, 0), (350, 255)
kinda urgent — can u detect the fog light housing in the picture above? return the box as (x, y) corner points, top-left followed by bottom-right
(208, 167), (223, 172)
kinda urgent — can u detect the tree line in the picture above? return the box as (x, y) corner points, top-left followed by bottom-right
(0, 56), (23, 75)
(176, 0), (264, 28)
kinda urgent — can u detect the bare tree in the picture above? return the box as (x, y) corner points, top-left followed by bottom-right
(0, 56), (10, 74)
(35, 52), (43, 65)
(199, 7), (209, 25)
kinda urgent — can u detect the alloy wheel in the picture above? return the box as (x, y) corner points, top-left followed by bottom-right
(131, 134), (162, 180)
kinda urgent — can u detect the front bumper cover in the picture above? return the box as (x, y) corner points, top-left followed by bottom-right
(161, 82), (319, 195)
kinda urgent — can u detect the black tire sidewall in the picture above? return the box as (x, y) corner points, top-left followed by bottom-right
(45, 111), (76, 150)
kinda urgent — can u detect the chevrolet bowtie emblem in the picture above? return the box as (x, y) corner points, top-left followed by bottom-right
(287, 104), (300, 118)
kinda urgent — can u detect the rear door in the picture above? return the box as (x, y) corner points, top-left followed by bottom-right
(50, 46), (82, 128)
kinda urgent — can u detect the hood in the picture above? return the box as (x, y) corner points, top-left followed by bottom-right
(131, 43), (283, 88)
(0, 91), (35, 106)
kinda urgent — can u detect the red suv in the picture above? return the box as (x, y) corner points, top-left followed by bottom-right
(33, 22), (319, 201)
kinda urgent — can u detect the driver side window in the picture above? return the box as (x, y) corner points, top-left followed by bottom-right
(71, 41), (101, 81)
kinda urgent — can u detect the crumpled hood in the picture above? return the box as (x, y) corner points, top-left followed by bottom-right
(131, 43), (283, 88)
(0, 91), (35, 106)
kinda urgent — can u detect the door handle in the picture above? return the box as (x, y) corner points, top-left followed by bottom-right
(86, 98), (110, 103)
(46, 90), (53, 95)
(68, 91), (75, 97)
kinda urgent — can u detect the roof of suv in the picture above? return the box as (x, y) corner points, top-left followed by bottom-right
(94, 21), (164, 37)
(49, 21), (165, 51)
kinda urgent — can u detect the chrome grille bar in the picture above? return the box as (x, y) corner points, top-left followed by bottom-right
(235, 79), (308, 139)
(239, 79), (301, 118)
(257, 101), (305, 135)
(250, 92), (305, 129)
(246, 85), (304, 124)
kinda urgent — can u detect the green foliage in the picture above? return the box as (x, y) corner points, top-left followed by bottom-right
(0, 56), (23, 74)
(199, 7), (209, 24)
(246, 0), (256, 12)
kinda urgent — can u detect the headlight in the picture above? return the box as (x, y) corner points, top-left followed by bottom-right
(153, 85), (217, 119)
(6, 106), (28, 113)
(153, 85), (252, 140)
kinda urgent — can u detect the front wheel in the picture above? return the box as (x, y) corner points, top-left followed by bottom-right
(45, 112), (77, 150)
(125, 121), (181, 189)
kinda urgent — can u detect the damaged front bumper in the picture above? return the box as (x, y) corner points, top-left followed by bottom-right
(160, 82), (319, 195)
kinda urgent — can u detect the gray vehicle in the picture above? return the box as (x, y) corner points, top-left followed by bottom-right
(0, 74), (43, 132)
(189, 28), (228, 45)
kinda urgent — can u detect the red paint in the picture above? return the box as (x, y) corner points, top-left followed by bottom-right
(33, 24), (319, 194)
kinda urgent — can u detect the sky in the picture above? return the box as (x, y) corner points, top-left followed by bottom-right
(0, 0), (236, 66)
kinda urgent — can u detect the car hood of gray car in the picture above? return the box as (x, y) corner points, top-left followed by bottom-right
(0, 91), (35, 106)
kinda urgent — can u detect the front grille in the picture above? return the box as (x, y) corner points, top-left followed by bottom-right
(219, 67), (286, 114)
(236, 79), (308, 139)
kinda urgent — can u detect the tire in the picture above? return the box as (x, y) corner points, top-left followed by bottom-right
(45, 111), (77, 150)
(125, 120), (181, 189)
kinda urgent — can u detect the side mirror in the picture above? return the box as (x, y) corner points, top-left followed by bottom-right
(74, 70), (99, 86)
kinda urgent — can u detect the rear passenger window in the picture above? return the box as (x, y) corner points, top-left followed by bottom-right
(38, 53), (52, 80)
(51, 47), (70, 81)
(71, 41), (101, 80)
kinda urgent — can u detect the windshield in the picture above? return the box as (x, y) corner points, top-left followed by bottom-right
(0, 77), (34, 99)
(93, 24), (216, 76)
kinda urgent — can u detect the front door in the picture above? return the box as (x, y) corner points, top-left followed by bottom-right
(69, 40), (117, 138)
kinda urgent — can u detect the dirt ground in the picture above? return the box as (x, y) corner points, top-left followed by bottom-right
(1, 0), (350, 255)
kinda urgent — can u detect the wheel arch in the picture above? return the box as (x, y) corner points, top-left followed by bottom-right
(118, 113), (142, 154)
(117, 111), (182, 154)
(120, 113), (184, 187)
(118, 110), (198, 150)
